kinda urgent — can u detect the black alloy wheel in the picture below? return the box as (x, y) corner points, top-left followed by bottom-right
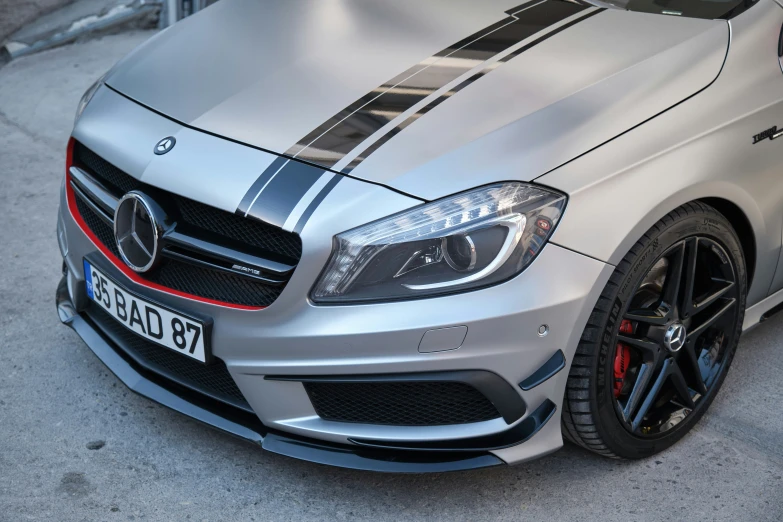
(562, 202), (747, 459)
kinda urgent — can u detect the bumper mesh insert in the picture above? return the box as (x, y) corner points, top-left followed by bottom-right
(304, 381), (501, 426)
(86, 305), (251, 412)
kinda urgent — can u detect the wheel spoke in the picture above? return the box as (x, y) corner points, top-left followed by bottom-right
(617, 334), (661, 361)
(669, 360), (696, 409)
(660, 242), (686, 312)
(624, 308), (669, 326)
(681, 238), (698, 317)
(692, 279), (735, 314)
(688, 298), (737, 340)
(631, 358), (672, 432)
(622, 362), (653, 422)
(682, 340), (708, 395)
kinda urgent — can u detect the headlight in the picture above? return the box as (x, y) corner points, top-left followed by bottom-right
(311, 183), (566, 303)
(74, 74), (105, 126)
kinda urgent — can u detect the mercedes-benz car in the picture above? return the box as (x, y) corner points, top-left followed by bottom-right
(56, 0), (783, 472)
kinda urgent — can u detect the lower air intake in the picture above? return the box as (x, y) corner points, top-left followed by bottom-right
(303, 381), (501, 426)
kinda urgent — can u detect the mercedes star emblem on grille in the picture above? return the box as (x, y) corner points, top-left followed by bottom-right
(154, 136), (176, 155)
(114, 192), (161, 272)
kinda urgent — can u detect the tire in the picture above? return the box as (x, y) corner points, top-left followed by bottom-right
(562, 201), (747, 459)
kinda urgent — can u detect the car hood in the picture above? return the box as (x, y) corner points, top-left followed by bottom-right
(106, 0), (729, 201)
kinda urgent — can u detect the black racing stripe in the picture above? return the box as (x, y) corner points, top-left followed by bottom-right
(293, 175), (343, 234)
(433, 0), (542, 57)
(243, 160), (326, 228)
(287, 0), (573, 169)
(237, 0), (596, 230)
(342, 6), (603, 173)
(505, 1), (544, 15)
(236, 156), (288, 216)
(283, 6), (538, 164)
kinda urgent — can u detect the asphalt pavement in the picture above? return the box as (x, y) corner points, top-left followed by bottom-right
(0, 31), (781, 522)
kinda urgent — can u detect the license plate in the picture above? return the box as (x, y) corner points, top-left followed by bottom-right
(83, 260), (209, 363)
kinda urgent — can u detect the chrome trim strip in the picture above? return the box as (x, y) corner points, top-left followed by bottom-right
(162, 247), (287, 285)
(162, 230), (295, 279)
(70, 180), (114, 225)
(69, 166), (119, 215)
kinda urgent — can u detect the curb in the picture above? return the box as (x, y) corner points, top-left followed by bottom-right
(2, 0), (159, 63)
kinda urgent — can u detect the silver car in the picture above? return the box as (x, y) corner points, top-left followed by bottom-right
(56, 0), (783, 471)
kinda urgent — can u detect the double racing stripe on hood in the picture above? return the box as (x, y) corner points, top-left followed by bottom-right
(235, 0), (602, 232)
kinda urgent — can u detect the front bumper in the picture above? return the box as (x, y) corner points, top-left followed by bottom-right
(59, 86), (613, 470)
(57, 272), (580, 472)
(58, 183), (612, 471)
(58, 280), (507, 472)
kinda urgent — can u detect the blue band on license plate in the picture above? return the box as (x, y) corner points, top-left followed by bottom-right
(83, 259), (95, 299)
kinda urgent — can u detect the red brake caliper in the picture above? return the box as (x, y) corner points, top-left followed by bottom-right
(614, 319), (634, 398)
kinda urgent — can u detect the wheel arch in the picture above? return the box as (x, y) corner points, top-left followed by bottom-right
(549, 178), (771, 307)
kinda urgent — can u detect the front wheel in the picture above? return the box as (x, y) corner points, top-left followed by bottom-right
(562, 202), (747, 459)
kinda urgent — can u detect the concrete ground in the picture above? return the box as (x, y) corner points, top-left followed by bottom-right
(0, 0), (73, 44)
(0, 32), (781, 522)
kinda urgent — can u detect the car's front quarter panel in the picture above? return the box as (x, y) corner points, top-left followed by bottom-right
(539, 0), (783, 311)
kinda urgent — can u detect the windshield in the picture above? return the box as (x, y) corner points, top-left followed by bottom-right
(584, 0), (758, 19)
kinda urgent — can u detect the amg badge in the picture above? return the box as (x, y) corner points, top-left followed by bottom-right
(232, 264), (261, 276)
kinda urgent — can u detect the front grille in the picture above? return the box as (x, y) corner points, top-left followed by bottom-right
(74, 142), (302, 261)
(71, 141), (301, 307)
(75, 197), (282, 307)
(303, 381), (502, 426)
(76, 144), (141, 194)
(86, 304), (251, 411)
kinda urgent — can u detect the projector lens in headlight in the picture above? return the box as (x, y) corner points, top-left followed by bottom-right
(311, 182), (566, 303)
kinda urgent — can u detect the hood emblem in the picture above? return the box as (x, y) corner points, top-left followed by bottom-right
(114, 192), (161, 273)
(154, 136), (176, 155)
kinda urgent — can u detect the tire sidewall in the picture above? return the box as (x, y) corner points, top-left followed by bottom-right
(592, 210), (747, 458)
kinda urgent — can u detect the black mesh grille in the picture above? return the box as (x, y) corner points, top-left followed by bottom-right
(75, 194), (282, 307)
(172, 196), (302, 260)
(75, 143), (142, 194)
(153, 261), (282, 307)
(73, 142), (302, 262)
(86, 304), (250, 411)
(303, 381), (501, 426)
(75, 196), (119, 257)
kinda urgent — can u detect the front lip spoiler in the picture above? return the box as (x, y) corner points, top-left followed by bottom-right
(57, 275), (551, 472)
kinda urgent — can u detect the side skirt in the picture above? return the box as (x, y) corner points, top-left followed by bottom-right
(743, 286), (783, 330)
